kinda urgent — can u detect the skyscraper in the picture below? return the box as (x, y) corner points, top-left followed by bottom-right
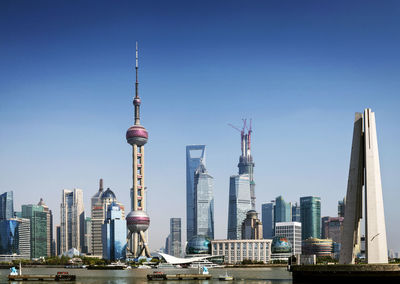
(227, 174), (252, 239)
(338, 198), (345, 218)
(169, 218), (181, 257)
(91, 179), (125, 257)
(56, 226), (61, 256)
(230, 120), (256, 210)
(37, 198), (53, 257)
(194, 162), (214, 238)
(300, 196), (321, 240)
(60, 188), (84, 253)
(102, 203), (126, 260)
(292, 202), (300, 222)
(186, 145), (206, 241)
(126, 43), (151, 258)
(0, 191), (14, 220)
(261, 202), (275, 239)
(275, 221), (302, 255)
(21, 204), (47, 258)
(274, 196), (291, 223)
(84, 217), (92, 254)
(321, 216), (344, 244)
(0, 217), (30, 259)
(241, 210), (263, 240)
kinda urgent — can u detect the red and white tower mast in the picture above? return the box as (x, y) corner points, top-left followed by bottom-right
(126, 42), (151, 257)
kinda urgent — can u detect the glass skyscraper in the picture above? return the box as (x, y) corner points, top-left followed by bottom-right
(300, 196), (321, 240)
(0, 218), (30, 258)
(186, 145), (206, 241)
(102, 203), (126, 260)
(274, 196), (292, 223)
(261, 202), (275, 239)
(194, 162), (214, 239)
(169, 218), (181, 257)
(0, 191), (14, 220)
(227, 174), (252, 239)
(292, 202), (301, 222)
(22, 204), (47, 258)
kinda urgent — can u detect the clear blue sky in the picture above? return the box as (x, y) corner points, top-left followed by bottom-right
(1, 0), (400, 252)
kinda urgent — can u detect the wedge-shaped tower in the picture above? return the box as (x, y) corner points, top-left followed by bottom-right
(339, 109), (388, 264)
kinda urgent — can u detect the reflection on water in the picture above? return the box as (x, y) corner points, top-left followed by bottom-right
(1, 267), (292, 284)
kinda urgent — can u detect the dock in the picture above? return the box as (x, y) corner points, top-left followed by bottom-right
(8, 273), (76, 281)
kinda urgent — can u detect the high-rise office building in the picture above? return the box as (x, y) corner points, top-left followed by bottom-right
(322, 216), (344, 244)
(22, 204), (47, 258)
(91, 179), (125, 257)
(169, 218), (181, 257)
(274, 196), (291, 223)
(235, 121), (256, 210)
(0, 218), (31, 259)
(261, 202), (275, 239)
(275, 221), (302, 255)
(0, 191), (14, 220)
(56, 226), (61, 256)
(227, 174), (252, 239)
(84, 217), (92, 254)
(292, 202), (300, 222)
(241, 210), (263, 240)
(186, 145), (206, 241)
(164, 234), (170, 254)
(300, 196), (321, 240)
(60, 188), (84, 253)
(37, 198), (53, 257)
(338, 198), (345, 218)
(102, 203), (126, 260)
(194, 162), (214, 238)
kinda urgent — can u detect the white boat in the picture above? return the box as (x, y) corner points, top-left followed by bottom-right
(137, 264), (152, 269)
(156, 263), (175, 269)
(189, 259), (223, 269)
(218, 271), (234, 281)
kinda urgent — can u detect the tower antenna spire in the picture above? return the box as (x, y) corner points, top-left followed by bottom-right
(134, 41), (141, 125)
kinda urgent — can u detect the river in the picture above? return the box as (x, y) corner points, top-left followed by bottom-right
(1, 267), (292, 283)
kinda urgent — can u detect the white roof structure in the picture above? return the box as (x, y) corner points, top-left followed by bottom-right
(158, 253), (210, 264)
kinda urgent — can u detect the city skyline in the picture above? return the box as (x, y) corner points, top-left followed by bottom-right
(1, 0), (400, 252)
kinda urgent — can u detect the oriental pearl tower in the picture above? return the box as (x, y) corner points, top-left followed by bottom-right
(126, 42), (151, 258)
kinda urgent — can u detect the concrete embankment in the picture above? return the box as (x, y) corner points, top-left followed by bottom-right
(291, 264), (400, 283)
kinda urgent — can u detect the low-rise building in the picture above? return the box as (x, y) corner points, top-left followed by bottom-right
(211, 239), (272, 264)
(302, 238), (333, 257)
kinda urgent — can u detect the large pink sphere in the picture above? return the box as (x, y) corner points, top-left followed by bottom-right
(127, 210), (150, 233)
(126, 125), (148, 146)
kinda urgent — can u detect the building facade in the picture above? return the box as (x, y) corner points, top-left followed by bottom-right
(274, 196), (292, 223)
(91, 180), (125, 257)
(37, 198), (53, 257)
(56, 226), (61, 256)
(186, 145), (206, 241)
(227, 174), (252, 239)
(322, 216), (344, 244)
(338, 198), (345, 218)
(302, 238), (333, 257)
(60, 188), (84, 253)
(102, 203), (126, 260)
(21, 204), (47, 258)
(261, 202), (275, 239)
(169, 218), (181, 257)
(292, 202), (300, 222)
(300, 196), (321, 240)
(84, 217), (92, 254)
(0, 218), (30, 259)
(211, 239), (272, 264)
(194, 162), (214, 238)
(241, 210), (263, 240)
(0, 191), (14, 220)
(275, 222), (302, 255)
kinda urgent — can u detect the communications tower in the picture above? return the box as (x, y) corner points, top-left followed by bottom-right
(126, 43), (151, 257)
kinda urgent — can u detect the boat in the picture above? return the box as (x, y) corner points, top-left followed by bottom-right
(8, 265), (76, 281)
(137, 264), (152, 269)
(147, 271), (167, 280)
(218, 271), (234, 281)
(156, 263), (176, 269)
(189, 259), (223, 268)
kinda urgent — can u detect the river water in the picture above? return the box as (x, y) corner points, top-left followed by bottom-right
(1, 267), (292, 283)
